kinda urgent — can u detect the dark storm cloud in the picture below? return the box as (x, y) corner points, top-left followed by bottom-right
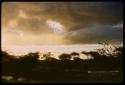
(2, 2), (123, 44)
(67, 22), (123, 44)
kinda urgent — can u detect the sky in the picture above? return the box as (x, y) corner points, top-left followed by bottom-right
(2, 2), (123, 46)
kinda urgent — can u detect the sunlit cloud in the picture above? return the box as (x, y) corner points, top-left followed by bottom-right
(2, 2), (123, 46)
(8, 19), (18, 28)
(18, 10), (28, 19)
(46, 19), (66, 34)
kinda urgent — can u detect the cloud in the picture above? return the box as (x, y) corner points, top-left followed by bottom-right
(2, 2), (123, 30)
(46, 19), (66, 34)
(66, 22), (123, 44)
(2, 2), (123, 45)
(112, 23), (123, 29)
(18, 10), (29, 19)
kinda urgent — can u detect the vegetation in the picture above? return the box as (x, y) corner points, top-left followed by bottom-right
(1, 44), (123, 83)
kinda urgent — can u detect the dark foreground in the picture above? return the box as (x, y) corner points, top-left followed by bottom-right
(2, 70), (122, 83)
(1, 46), (123, 83)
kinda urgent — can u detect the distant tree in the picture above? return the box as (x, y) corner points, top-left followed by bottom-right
(20, 52), (39, 62)
(43, 52), (53, 60)
(70, 52), (79, 56)
(81, 51), (89, 55)
(81, 51), (104, 60)
(73, 57), (82, 61)
(1, 51), (9, 61)
(45, 57), (57, 61)
(70, 52), (80, 60)
(1, 51), (15, 62)
(59, 53), (71, 60)
(114, 47), (123, 57)
(81, 51), (92, 59)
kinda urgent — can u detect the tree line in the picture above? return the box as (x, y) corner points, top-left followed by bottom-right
(1, 44), (123, 83)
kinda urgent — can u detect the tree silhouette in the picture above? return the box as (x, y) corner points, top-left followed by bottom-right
(45, 57), (57, 61)
(1, 51), (16, 62)
(1, 51), (10, 61)
(1, 46), (123, 83)
(42, 52), (54, 60)
(73, 57), (82, 61)
(70, 52), (80, 60)
(70, 52), (79, 56)
(21, 52), (39, 62)
(59, 53), (71, 60)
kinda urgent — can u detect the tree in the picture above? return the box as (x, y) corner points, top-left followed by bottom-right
(45, 57), (57, 61)
(20, 52), (40, 62)
(43, 52), (54, 60)
(73, 57), (82, 61)
(1, 51), (9, 61)
(70, 52), (79, 56)
(59, 53), (71, 60)
(1, 51), (15, 62)
(70, 52), (80, 60)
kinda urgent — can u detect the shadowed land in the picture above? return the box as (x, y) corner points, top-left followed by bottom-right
(1, 44), (123, 83)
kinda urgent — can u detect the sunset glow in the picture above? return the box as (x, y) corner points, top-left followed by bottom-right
(1, 2), (123, 83)
(2, 2), (123, 58)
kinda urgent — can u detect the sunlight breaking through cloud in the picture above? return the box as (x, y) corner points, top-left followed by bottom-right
(46, 19), (66, 34)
